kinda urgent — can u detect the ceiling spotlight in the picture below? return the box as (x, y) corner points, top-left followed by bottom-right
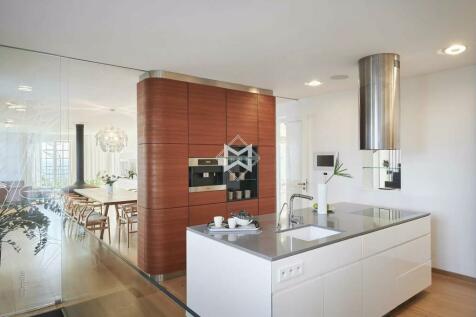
(6, 102), (17, 108)
(330, 74), (349, 80)
(18, 85), (32, 92)
(6, 102), (27, 111)
(442, 44), (466, 55)
(305, 80), (322, 87)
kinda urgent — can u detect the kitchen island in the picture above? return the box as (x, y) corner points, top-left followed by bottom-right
(187, 202), (431, 317)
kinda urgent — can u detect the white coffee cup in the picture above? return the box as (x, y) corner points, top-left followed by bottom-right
(214, 216), (224, 228)
(228, 217), (237, 229)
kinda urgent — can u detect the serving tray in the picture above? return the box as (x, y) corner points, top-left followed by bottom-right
(207, 223), (261, 233)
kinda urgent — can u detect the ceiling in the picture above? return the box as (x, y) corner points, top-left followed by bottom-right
(0, 47), (141, 135)
(0, 0), (475, 99)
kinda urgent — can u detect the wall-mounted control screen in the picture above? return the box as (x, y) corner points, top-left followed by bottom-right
(316, 155), (334, 167)
(313, 152), (336, 171)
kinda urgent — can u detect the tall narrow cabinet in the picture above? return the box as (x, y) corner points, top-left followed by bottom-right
(137, 74), (275, 275)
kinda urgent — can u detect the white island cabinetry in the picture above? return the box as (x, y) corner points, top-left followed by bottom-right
(187, 215), (431, 317)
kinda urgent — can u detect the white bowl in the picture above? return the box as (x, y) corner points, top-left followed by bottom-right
(234, 217), (252, 226)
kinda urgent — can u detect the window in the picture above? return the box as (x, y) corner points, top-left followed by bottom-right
(40, 141), (70, 187)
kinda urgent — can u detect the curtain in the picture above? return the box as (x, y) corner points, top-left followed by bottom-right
(69, 134), (122, 184)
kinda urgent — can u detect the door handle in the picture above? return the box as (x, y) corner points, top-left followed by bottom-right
(297, 179), (309, 191)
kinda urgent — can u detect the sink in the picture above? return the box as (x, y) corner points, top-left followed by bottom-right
(280, 226), (341, 242)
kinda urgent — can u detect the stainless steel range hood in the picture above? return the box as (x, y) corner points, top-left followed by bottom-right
(359, 53), (400, 150)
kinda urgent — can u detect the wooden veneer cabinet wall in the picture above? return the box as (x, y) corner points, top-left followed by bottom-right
(137, 77), (276, 275)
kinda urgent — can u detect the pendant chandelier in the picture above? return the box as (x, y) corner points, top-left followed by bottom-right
(95, 126), (128, 153)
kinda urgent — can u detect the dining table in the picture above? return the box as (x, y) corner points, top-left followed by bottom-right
(74, 187), (137, 238)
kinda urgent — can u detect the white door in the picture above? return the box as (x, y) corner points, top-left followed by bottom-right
(277, 118), (309, 210)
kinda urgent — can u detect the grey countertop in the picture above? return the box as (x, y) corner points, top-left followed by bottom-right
(187, 202), (430, 261)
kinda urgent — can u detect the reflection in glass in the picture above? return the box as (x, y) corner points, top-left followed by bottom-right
(0, 46), (64, 315)
(0, 45), (189, 316)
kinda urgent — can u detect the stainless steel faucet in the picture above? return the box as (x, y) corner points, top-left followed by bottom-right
(276, 202), (288, 230)
(288, 193), (314, 226)
(276, 194), (314, 230)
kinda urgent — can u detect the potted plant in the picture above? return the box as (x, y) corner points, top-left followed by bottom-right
(101, 174), (120, 193)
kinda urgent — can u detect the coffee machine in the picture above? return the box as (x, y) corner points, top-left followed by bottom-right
(188, 158), (225, 192)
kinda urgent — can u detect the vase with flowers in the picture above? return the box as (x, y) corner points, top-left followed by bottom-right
(317, 155), (352, 214)
(101, 174), (120, 193)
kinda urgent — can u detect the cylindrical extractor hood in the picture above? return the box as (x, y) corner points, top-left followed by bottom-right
(359, 53), (400, 150)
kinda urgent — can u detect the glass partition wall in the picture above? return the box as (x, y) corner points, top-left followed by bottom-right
(0, 46), (188, 316)
(0, 47), (64, 315)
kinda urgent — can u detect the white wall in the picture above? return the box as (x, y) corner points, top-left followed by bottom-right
(287, 65), (476, 278)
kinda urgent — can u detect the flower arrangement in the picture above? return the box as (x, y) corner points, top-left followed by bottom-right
(100, 174), (120, 186)
(127, 169), (137, 179)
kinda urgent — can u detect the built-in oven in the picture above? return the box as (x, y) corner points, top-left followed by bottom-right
(188, 158), (226, 192)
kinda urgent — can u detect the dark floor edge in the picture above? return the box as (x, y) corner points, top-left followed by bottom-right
(432, 267), (476, 283)
(138, 271), (200, 317)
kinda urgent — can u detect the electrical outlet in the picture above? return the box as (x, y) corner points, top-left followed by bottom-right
(278, 261), (304, 282)
(279, 267), (287, 281)
(294, 262), (303, 275)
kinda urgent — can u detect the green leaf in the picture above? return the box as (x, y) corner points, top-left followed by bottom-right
(326, 154), (353, 184)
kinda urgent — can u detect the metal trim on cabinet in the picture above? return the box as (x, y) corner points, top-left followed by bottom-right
(189, 185), (227, 193)
(140, 70), (274, 96)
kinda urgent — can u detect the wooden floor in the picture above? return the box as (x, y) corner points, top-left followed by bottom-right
(149, 270), (476, 317)
(390, 271), (476, 317)
(81, 210), (476, 317)
(6, 206), (474, 317)
(0, 208), (185, 317)
(104, 211), (476, 317)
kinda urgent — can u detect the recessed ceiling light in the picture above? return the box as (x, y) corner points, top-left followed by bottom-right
(4, 119), (14, 128)
(18, 85), (32, 92)
(305, 80), (322, 87)
(442, 44), (466, 55)
(6, 102), (27, 111)
(6, 102), (17, 108)
(330, 74), (349, 80)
